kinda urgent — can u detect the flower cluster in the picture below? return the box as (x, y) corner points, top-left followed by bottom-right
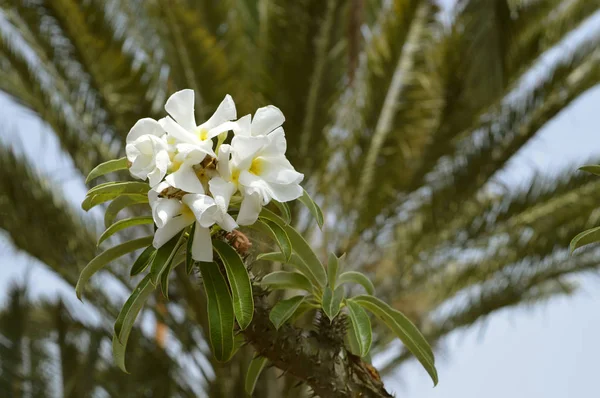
(126, 90), (303, 262)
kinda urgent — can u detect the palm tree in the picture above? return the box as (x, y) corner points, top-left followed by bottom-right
(0, 0), (599, 396)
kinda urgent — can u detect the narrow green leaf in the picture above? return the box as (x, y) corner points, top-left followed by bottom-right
(160, 245), (185, 298)
(213, 240), (254, 330)
(150, 231), (184, 285)
(111, 275), (154, 372)
(185, 223), (196, 274)
(351, 295), (437, 386)
(579, 165), (600, 176)
(86, 157), (128, 184)
(346, 316), (362, 356)
(327, 253), (339, 289)
(104, 195), (149, 228)
(269, 295), (306, 329)
(76, 236), (153, 300)
(346, 300), (372, 357)
(113, 274), (154, 343)
(249, 219), (292, 262)
(272, 200), (292, 224)
(97, 216), (153, 245)
(570, 226), (600, 253)
(280, 224), (327, 288)
(338, 271), (375, 295)
(261, 271), (313, 292)
(82, 182), (150, 211)
(130, 246), (156, 276)
(298, 189), (324, 229)
(200, 262), (235, 362)
(245, 356), (269, 395)
(256, 252), (321, 290)
(322, 286), (344, 321)
(258, 207), (288, 226)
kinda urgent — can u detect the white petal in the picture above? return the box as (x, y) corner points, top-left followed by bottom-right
(127, 118), (164, 143)
(191, 224), (213, 262)
(182, 194), (218, 228)
(217, 144), (231, 179)
(218, 114), (251, 136)
(162, 116), (198, 144)
(251, 105), (285, 136)
(202, 94), (237, 130)
(209, 177), (236, 211)
(264, 181), (303, 202)
(237, 192), (262, 226)
(176, 142), (215, 160)
(218, 213), (238, 232)
(239, 171), (302, 203)
(261, 127), (287, 157)
(147, 150), (170, 187)
(148, 181), (171, 206)
(153, 214), (192, 248)
(166, 165), (205, 194)
(165, 89), (197, 131)
(255, 156), (304, 184)
(231, 135), (269, 170)
(152, 198), (184, 228)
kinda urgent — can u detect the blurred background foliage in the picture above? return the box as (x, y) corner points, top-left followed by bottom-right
(0, 0), (599, 396)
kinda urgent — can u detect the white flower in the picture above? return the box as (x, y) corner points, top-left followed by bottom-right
(125, 118), (170, 188)
(221, 104), (285, 138)
(149, 181), (237, 262)
(157, 90), (236, 193)
(218, 109), (303, 226)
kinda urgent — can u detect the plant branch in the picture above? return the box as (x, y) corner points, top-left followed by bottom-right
(243, 294), (393, 398)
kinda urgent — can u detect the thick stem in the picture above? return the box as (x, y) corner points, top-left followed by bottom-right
(243, 295), (392, 397)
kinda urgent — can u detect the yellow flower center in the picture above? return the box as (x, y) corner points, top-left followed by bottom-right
(196, 127), (209, 141)
(231, 169), (240, 185)
(169, 152), (182, 172)
(249, 157), (263, 175)
(181, 204), (194, 218)
(167, 137), (176, 145)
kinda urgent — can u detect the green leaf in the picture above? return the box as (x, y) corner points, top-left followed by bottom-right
(76, 236), (153, 300)
(249, 219), (292, 262)
(130, 246), (156, 276)
(338, 271), (375, 295)
(256, 252), (322, 291)
(185, 223), (196, 274)
(113, 273), (154, 343)
(86, 157), (128, 184)
(245, 356), (269, 395)
(269, 295), (306, 329)
(212, 240), (254, 330)
(351, 295), (437, 386)
(327, 253), (339, 288)
(150, 231), (184, 285)
(570, 226), (600, 253)
(272, 200), (292, 224)
(298, 188), (324, 229)
(160, 244), (185, 298)
(261, 271), (313, 292)
(97, 216), (154, 245)
(104, 195), (149, 228)
(82, 182), (150, 211)
(278, 224), (327, 289)
(258, 207), (288, 226)
(111, 274), (154, 372)
(346, 300), (372, 357)
(579, 165), (600, 176)
(200, 262), (235, 362)
(322, 286), (344, 321)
